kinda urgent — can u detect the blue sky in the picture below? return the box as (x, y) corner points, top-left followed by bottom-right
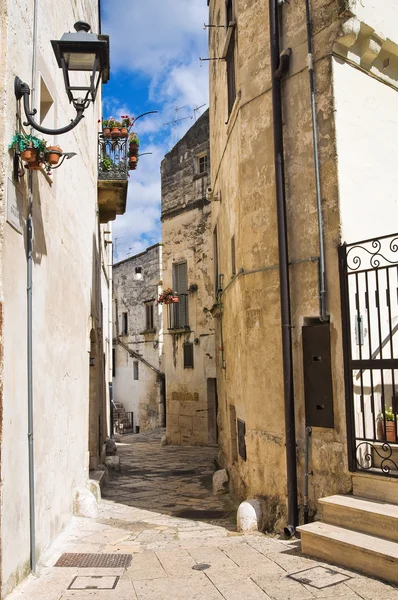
(101, 0), (209, 262)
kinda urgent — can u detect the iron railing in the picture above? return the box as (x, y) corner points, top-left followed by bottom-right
(168, 294), (189, 330)
(339, 232), (398, 477)
(98, 134), (129, 180)
(113, 410), (134, 435)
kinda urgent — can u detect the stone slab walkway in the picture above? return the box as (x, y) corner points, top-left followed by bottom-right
(7, 430), (398, 600)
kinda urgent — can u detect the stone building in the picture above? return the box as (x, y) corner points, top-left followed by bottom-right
(113, 244), (164, 432)
(161, 110), (217, 446)
(0, 2), (126, 595)
(207, 0), (398, 574)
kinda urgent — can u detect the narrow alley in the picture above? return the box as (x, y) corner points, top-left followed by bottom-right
(8, 431), (398, 600)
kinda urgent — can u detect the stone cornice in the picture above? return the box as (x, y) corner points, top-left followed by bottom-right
(334, 18), (398, 90)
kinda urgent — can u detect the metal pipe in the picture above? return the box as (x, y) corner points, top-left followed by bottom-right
(304, 0), (327, 321)
(304, 426), (312, 524)
(268, 0), (298, 535)
(108, 225), (113, 438)
(27, 0), (39, 574)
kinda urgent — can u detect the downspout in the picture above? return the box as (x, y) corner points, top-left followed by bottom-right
(108, 227), (113, 438)
(305, 0), (327, 321)
(28, 0), (39, 574)
(268, 0), (298, 535)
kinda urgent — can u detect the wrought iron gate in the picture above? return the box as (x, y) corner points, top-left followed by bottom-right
(339, 233), (398, 477)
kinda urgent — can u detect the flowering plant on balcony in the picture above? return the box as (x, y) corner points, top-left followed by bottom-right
(157, 288), (179, 305)
(121, 115), (135, 130)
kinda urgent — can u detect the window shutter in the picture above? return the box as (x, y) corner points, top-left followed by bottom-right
(183, 342), (194, 368)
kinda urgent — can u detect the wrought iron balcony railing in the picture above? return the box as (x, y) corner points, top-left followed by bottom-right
(168, 294), (189, 330)
(98, 134), (129, 180)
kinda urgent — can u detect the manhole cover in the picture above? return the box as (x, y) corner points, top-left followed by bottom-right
(192, 564), (211, 571)
(55, 554), (132, 568)
(174, 509), (231, 520)
(289, 566), (351, 589)
(68, 576), (119, 590)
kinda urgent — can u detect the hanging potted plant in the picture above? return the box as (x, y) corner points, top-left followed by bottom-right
(128, 132), (139, 154)
(129, 155), (138, 171)
(9, 132), (47, 164)
(100, 118), (111, 137)
(377, 407), (397, 442)
(157, 288), (179, 305)
(45, 145), (63, 166)
(121, 115), (134, 138)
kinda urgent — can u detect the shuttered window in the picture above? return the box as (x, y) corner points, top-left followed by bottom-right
(183, 342), (194, 369)
(172, 262), (189, 328)
(145, 302), (154, 331)
(122, 312), (128, 335)
(133, 361), (139, 380)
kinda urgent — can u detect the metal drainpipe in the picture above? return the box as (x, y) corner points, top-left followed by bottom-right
(268, 0), (298, 536)
(305, 0), (327, 321)
(27, 0), (39, 574)
(108, 227), (114, 438)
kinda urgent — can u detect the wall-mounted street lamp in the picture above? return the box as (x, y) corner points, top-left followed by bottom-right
(15, 21), (110, 136)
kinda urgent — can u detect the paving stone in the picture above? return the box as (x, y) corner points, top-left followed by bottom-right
(125, 551), (167, 581)
(187, 546), (239, 570)
(252, 573), (315, 600)
(133, 575), (225, 600)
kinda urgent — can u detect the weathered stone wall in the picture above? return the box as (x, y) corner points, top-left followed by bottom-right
(161, 111), (217, 446)
(113, 244), (163, 431)
(0, 0), (110, 595)
(208, 0), (398, 529)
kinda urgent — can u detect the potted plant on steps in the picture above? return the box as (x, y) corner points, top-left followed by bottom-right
(377, 407), (397, 442)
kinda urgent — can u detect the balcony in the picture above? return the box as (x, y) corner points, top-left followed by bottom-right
(168, 294), (189, 331)
(97, 134), (128, 223)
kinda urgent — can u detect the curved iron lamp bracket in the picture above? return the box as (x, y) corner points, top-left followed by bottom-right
(15, 77), (85, 135)
(49, 152), (77, 170)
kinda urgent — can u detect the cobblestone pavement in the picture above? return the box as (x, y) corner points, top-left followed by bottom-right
(8, 430), (398, 600)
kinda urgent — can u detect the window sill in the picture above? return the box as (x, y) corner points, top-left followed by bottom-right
(140, 329), (156, 335)
(168, 327), (191, 334)
(193, 172), (208, 181)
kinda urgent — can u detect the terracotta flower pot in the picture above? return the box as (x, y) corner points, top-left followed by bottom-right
(386, 421), (397, 442)
(21, 147), (38, 163)
(103, 128), (111, 137)
(129, 163), (137, 171)
(120, 127), (128, 138)
(377, 420), (397, 442)
(45, 146), (62, 165)
(27, 160), (44, 171)
(111, 127), (121, 137)
(129, 141), (138, 151)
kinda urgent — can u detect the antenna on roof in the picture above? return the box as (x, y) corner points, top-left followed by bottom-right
(193, 104), (206, 121)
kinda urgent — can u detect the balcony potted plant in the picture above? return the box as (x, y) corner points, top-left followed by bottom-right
(121, 115), (134, 137)
(157, 288), (179, 305)
(100, 118), (111, 137)
(377, 407), (397, 442)
(101, 154), (115, 172)
(108, 117), (122, 137)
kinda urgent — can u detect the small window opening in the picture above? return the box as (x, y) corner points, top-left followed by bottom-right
(133, 361), (139, 380)
(198, 153), (208, 174)
(145, 302), (154, 331)
(183, 342), (194, 369)
(122, 312), (128, 335)
(231, 235), (236, 276)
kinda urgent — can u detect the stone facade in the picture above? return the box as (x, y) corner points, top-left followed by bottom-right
(161, 110), (217, 446)
(113, 244), (164, 432)
(0, 1), (112, 595)
(208, 0), (398, 530)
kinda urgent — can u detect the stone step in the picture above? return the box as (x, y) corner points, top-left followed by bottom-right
(353, 472), (398, 505)
(298, 521), (398, 585)
(320, 495), (398, 542)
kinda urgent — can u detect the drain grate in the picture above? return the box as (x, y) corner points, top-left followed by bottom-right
(55, 553), (132, 568)
(174, 509), (231, 520)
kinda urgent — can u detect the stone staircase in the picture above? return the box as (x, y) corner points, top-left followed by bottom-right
(298, 473), (398, 585)
(113, 401), (134, 434)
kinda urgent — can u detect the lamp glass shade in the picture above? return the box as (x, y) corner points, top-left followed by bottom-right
(63, 51), (97, 71)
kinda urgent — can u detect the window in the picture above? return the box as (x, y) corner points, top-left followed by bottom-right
(133, 361), (139, 380)
(231, 235), (236, 276)
(134, 266), (143, 281)
(183, 343), (194, 369)
(121, 312), (128, 335)
(197, 153), (208, 175)
(145, 302), (154, 331)
(135, 266), (142, 274)
(112, 348), (116, 377)
(170, 262), (189, 329)
(226, 31), (236, 116)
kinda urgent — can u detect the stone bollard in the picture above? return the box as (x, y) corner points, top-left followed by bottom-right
(160, 434), (167, 447)
(213, 469), (229, 495)
(73, 488), (99, 519)
(105, 455), (121, 471)
(237, 499), (263, 532)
